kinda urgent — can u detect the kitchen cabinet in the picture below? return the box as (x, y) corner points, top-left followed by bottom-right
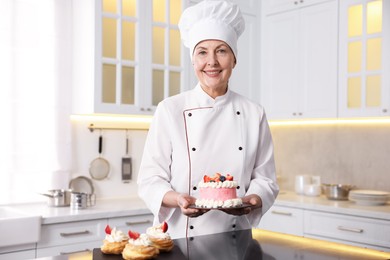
(263, 0), (331, 15)
(72, 0), (186, 115)
(260, 0), (338, 120)
(338, 0), (390, 117)
(258, 205), (304, 236)
(36, 219), (106, 258)
(0, 249), (35, 260)
(304, 210), (390, 251)
(107, 214), (153, 233)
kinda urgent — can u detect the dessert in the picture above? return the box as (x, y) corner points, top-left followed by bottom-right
(122, 230), (159, 260)
(195, 173), (242, 208)
(100, 225), (129, 255)
(146, 221), (174, 252)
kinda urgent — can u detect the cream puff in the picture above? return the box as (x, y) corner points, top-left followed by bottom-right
(100, 225), (129, 255)
(122, 231), (159, 260)
(146, 221), (174, 252)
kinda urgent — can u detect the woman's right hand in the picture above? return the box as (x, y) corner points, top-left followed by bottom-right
(177, 193), (209, 218)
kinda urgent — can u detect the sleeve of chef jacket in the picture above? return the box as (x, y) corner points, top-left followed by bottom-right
(245, 111), (279, 226)
(137, 102), (175, 223)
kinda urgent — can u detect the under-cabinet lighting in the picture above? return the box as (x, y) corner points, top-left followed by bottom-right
(269, 118), (390, 126)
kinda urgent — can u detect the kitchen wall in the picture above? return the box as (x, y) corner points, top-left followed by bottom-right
(71, 119), (390, 200)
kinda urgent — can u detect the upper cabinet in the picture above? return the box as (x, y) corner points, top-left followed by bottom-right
(260, 0), (338, 119)
(72, 0), (187, 115)
(338, 0), (390, 117)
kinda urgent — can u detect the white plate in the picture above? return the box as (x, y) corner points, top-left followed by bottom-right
(349, 197), (388, 206)
(349, 190), (390, 197)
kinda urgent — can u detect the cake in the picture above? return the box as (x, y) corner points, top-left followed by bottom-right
(100, 225), (129, 254)
(122, 231), (159, 260)
(195, 173), (243, 208)
(146, 221), (174, 252)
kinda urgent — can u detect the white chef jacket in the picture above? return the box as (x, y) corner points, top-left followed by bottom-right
(137, 84), (279, 239)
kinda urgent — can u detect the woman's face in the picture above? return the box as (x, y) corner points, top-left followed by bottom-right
(192, 40), (236, 98)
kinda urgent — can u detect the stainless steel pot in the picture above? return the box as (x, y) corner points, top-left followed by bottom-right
(322, 184), (355, 200)
(40, 189), (72, 207)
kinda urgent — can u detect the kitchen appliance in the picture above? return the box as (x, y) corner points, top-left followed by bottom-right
(40, 189), (72, 207)
(322, 184), (355, 200)
(89, 134), (110, 180)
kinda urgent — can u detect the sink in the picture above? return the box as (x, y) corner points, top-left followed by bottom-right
(0, 207), (41, 248)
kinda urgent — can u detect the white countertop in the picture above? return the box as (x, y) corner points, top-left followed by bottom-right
(5, 197), (151, 224)
(275, 191), (390, 220)
(3, 192), (389, 225)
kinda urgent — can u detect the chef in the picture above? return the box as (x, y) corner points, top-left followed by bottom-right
(137, 0), (279, 239)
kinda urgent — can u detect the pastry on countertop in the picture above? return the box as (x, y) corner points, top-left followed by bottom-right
(122, 231), (159, 260)
(100, 225), (129, 255)
(146, 221), (174, 252)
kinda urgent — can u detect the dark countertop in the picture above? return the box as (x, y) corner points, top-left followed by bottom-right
(37, 229), (390, 260)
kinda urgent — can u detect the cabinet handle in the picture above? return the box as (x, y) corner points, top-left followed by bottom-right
(60, 249), (91, 255)
(271, 210), (293, 216)
(60, 230), (90, 237)
(125, 220), (152, 226)
(337, 226), (363, 233)
(383, 108), (388, 113)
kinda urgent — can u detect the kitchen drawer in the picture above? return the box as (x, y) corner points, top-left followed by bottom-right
(304, 211), (390, 249)
(38, 219), (106, 248)
(0, 249), (35, 260)
(108, 214), (153, 234)
(258, 205), (304, 236)
(36, 240), (99, 258)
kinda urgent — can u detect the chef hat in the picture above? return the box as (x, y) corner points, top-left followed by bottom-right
(178, 0), (245, 60)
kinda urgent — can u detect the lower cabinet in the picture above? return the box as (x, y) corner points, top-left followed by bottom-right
(304, 211), (390, 251)
(0, 249), (35, 260)
(259, 205), (390, 251)
(258, 205), (304, 236)
(36, 214), (154, 258)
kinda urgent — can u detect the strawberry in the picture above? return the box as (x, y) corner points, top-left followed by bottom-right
(226, 174), (233, 181)
(161, 221), (168, 233)
(128, 230), (140, 239)
(203, 175), (211, 183)
(105, 225), (112, 235)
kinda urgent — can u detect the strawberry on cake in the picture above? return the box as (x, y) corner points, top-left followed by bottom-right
(100, 225), (129, 255)
(195, 173), (243, 208)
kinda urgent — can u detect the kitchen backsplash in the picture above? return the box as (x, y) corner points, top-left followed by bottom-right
(71, 119), (390, 199)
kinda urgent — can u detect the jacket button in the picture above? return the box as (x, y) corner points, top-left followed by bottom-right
(190, 225), (194, 229)
(232, 224), (236, 228)
(188, 113), (192, 117)
(238, 147), (243, 150)
(193, 186), (197, 190)
(236, 111), (240, 115)
(192, 147), (196, 151)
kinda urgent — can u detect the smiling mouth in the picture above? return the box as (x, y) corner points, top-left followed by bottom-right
(203, 70), (222, 76)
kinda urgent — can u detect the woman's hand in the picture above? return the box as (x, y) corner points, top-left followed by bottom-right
(177, 193), (209, 218)
(220, 194), (262, 216)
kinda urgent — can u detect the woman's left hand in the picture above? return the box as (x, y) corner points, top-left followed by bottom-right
(220, 194), (262, 216)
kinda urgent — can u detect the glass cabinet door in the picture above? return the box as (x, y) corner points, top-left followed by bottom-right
(339, 0), (389, 117)
(96, 0), (184, 114)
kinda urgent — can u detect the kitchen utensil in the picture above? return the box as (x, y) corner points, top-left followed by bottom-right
(122, 133), (132, 183)
(70, 192), (88, 210)
(89, 134), (110, 180)
(69, 176), (95, 194)
(304, 184), (322, 196)
(322, 184), (355, 200)
(295, 175), (312, 194)
(39, 189), (72, 207)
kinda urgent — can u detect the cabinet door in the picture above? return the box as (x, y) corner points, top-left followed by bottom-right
(338, 0), (390, 117)
(258, 205), (304, 236)
(261, 11), (301, 119)
(261, 0), (338, 119)
(36, 241), (98, 258)
(0, 250), (35, 260)
(263, 0), (331, 15)
(108, 214), (154, 234)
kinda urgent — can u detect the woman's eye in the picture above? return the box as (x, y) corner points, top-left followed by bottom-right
(217, 49), (227, 54)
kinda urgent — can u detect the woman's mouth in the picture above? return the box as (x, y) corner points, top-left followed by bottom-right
(203, 70), (222, 77)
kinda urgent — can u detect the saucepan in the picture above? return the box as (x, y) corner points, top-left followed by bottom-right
(322, 184), (355, 200)
(40, 189), (72, 207)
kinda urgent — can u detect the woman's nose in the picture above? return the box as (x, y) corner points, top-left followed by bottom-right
(207, 54), (218, 66)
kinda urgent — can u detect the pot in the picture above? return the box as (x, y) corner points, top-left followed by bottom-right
(40, 189), (72, 207)
(322, 184), (355, 200)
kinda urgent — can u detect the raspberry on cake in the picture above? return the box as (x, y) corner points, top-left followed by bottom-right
(195, 173), (243, 208)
